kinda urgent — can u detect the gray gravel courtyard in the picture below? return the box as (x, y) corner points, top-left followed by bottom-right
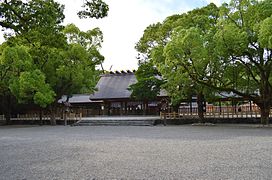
(0, 124), (272, 180)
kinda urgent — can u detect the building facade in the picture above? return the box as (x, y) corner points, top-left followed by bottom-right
(61, 71), (168, 116)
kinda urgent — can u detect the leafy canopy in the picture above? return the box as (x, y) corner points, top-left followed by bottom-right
(129, 61), (164, 101)
(0, 0), (107, 110)
(140, 0), (272, 124)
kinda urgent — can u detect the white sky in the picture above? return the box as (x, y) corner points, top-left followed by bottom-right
(0, 0), (229, 71)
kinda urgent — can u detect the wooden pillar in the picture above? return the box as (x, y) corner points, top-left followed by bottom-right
(250, 101), (253, 118)
(227, 103), (229, 119)
(64, 111), (67, 126)
(102, 101), (109, 116)
(219, 100), (222, 115)
(125, 101), (127, 115)
(120, 102), (123, 116)
(141, 102), (145, 115)
(39, 109), (43, 125)
(232, 100), (234, 118)
(190, 101), (193, 115)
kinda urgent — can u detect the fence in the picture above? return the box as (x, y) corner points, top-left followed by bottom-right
(0, 115), (5, 121)
(161, 105), (271, 120)
(7, 113), (82, 121)
(160, 112), (182, 120)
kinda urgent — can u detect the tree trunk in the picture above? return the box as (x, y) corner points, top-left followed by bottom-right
(172, 104), (179, 113)
(197, 92), (205, 123)
(258, 76), (271, 125)
(256, 97), (271, 125)
(143, 100), (148, 115)
(4, 112), (11, 125)
(2, 94), (12, 125)
(39, 109), (43, 125)
(64, 111), (67, 126)
(189, 97), (193, 115)
(257, 91), (270, 125)
(49, 106), (57, 126)
(260, 105), (270, 125)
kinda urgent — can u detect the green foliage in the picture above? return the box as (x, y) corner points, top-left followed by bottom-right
(10, 70), (55, 108)
(0, 0), (65, 37)
(0, 0), (106, 113)
(0, 45), (56, 108)
(64, 24), (103, 49)
(259, 17), (272, 49)
(137, 3), (220, 105)
(136, 0), (272, 123)
(1, 45), (32, 71)
(129, 62), (164, 101)
(138, 0), (272, 123)
(77, 0), (109, 19)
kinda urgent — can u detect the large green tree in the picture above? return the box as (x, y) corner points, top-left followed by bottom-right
(135, 14), (185, 106)
(0, 0), (66, 124)
(150, 0), (272, 124)
(159, 4), (219, 121)
(136, 3), (220, 120)
(57, 24), (104, 100)
(0, 44), (54, 123)
(0, 0), (108, 124)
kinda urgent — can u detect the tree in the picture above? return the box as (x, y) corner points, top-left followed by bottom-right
(135, 14), (187, 112)
(0, 0), (67, 124)
(160, 0), (272, 125)
(136, 3), (220, 121)
(0, 44), (55, 123)
(57, 24), (104, 99)
(0, 0), (108, 124)
(129, 61), (164, 115)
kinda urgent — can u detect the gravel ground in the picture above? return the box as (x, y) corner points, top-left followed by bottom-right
(0, 125), (272, 180)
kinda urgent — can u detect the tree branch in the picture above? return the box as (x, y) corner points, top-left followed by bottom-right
(235, 57), (260, 84)
(0, 66), (11, 81)
(182, 63), (258, 101)
(243, 51), (264, 72)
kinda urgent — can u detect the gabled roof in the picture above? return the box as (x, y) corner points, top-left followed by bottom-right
(90, 72), (137, 100)
(58, 72), (168, 104)
(90, 72), (167, 100)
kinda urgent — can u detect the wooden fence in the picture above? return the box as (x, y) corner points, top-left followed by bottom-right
(0, 113), (82, 121)
(0, 115), (5, 121)
(161, 105), (272, 120)
(2, 105), (271, 121)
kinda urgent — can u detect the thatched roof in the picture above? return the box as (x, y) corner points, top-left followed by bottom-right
(90, 71), (167, 100)
(59, 71), (167, 104)
(90, 72), (137, 100)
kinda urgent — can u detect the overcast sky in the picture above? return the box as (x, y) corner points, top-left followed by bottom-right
(0, 0), (229, 71)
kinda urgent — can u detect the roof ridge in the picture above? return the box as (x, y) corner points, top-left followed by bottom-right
(101, 72), (135, 77)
